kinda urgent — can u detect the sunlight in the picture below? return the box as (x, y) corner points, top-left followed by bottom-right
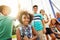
(0, 0), (19, 17)
(0, 0), (60, 18)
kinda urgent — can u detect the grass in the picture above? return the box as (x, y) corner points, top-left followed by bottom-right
(12, 35), (16, 38)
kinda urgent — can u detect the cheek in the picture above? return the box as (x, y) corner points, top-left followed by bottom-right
(2, 10), (8, 14)
(52, 21), (56, 24)
(34, 9), (37, 11)
(33, 8), (37, 11)
(22, 18), (25, 23)
(28, 19), (30, 22)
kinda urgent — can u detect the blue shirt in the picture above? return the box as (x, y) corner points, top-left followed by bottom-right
(31, 13), (44, 31)
(57, 18), (60, 22)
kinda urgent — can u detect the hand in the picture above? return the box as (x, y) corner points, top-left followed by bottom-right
(43, 28), (46, 33)
(23, 36), (29, 40)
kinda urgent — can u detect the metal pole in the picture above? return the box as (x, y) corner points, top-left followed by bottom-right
(49, 0), (56, 17)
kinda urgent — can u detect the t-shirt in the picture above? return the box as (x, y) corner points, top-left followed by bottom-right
(31, 13), (44, 31)
(0, 15), (13, 40)
(19, 25), (32, 40)
(43, 15), (49, 28)
(57, 18), (60, 22)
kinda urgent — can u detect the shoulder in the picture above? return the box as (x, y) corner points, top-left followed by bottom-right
(34, 13), (42, 17)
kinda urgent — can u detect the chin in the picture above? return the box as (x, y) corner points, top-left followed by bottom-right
(25, 23), (28, 25)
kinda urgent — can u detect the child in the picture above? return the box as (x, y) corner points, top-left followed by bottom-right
(40, 9), (49, 40)
(16, 11), (37, 40)
(56, 12), (60, 23)
(50, 18), (60, 39)
(31, 5), (46, 40)
(0, 5), (13, 40)
(42, 18), (57, 40)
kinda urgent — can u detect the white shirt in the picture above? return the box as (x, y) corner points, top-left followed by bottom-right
(43, 15), (49, 28)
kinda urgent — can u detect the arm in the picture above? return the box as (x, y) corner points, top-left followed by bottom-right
(40, 14), (46, 33)
(16, 28), (21, 40)
(30, 27), (37, 40)
(42, 19), (46, 33)
(56, 25), (60, 31)
(51, 28), (59, 35)
(44, 14), (49, 23)
(42, 19), (45, 29)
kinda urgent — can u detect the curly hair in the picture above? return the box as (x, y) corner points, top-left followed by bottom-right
(18, 11), (33, 24)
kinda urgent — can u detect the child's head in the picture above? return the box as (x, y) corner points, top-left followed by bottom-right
(0, 5), (11, 16)
(33, 5), (38, 13)
(51, 19), (56, 25)
(56, 12), (60, 18)
(50, 18), (59, 26)
(40, 9), (45, 15)
(19, 11), (33, 26)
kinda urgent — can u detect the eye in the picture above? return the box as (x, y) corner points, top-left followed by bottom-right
(28, 17), (30, 19)
(24, 17), (26, 19)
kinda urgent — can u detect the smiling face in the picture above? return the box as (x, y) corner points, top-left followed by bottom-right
(21, 14), (30, 26)
(33, 7), (38, 13)
(33, 5), (38, 13)
(2, 7), (10, 16)
(0, 5), (11, 16)
(51, 19), (56, 25)
(19, 11), (33, 26)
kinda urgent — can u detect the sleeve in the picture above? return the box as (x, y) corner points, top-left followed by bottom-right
(31, 20), (34, 27)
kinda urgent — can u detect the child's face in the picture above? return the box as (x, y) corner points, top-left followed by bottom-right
(52, 19), (56, 25)
(33, 7), (38, 13)
(56, 13), (60, 18)
(22, 15), (30, 26)
(41, 10), (45, 15)
(2, 7), (10, 16)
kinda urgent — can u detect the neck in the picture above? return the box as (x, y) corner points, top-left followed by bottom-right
(22, 24), (28, 27)
(42, 14), (44, 16)
(34, 12), (37, 14)
(42, 13), (45, 16)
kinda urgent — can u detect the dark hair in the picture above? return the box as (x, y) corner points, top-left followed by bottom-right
(19, 11), (33, 24)
(33, 5), (38, 8)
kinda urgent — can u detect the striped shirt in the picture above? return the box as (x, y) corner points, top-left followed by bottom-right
(31, 13), (44, 31)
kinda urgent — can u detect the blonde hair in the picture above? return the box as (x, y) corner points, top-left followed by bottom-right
(0, 5), (10, 14)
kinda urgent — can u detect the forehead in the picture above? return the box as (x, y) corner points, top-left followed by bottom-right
(2, 6), (10, 10)
(22, 14), (30, 18)
(52, 19), (56, 21)
(41, 10), (44, 12)
(33, 7), (38, 9)
(3, 7), (9, 10)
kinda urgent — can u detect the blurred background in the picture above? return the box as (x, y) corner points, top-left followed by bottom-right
(0, 0), (60, 40)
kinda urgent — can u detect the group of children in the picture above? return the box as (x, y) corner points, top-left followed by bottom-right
(0, 5), (60, 40)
